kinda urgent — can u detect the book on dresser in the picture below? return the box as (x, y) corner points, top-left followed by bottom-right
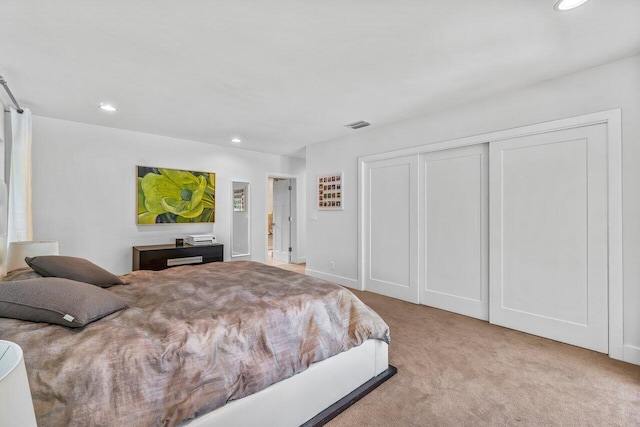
(132, 243), (224, 271)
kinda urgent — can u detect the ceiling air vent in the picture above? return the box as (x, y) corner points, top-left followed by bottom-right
(344, 120), (371, 130)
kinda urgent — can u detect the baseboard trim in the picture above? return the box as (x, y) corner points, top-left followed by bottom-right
(623, 344), (640, 365)
(302, 365), (397, 427)
(305, 269), (360, 289)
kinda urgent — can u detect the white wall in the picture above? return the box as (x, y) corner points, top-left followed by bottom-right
(306, 55), (640, 363)
(31, 116), (305, 274)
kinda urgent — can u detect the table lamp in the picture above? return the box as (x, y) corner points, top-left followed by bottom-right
(6, 240), (59, 272)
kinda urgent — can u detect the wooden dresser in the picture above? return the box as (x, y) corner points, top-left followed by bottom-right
(132, 243), (224, 271)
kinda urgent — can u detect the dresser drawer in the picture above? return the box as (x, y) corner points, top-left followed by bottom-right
(132, 244), (223, 271)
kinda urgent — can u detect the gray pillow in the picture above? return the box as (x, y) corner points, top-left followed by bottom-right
(25, 256), (124, 288)
(2, 267), (43, 282)
(0, 278), (128, 327)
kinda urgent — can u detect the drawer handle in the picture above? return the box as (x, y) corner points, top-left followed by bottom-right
(167, 256), (203, 267)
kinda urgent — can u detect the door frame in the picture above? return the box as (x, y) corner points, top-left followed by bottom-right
(265, 172), (301, 264)
(358, 109), (623, 361)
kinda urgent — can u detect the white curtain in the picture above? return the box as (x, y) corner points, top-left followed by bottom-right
(7, 107), (33, 243)
(0, 179), (7, 274)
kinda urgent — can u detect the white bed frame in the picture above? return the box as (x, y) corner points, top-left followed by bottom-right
(185, 339), (389, 427)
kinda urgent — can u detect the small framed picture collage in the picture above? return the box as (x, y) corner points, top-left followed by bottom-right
(317, 173), (343, 210)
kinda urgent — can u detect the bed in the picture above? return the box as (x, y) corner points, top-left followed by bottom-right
(0, 260), (393, 426)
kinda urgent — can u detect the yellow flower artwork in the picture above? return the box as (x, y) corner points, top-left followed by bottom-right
(137, 166), (215, 224)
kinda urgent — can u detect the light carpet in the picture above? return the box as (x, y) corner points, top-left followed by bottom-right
(330, 290), (640, 426)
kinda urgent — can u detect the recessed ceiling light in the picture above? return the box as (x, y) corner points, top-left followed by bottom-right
(98, 103), (117, 112)
(231, 138), (241, 143)
(554, 0), (590, 11)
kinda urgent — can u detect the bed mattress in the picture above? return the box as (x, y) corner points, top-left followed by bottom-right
(0, 261), (390, 426)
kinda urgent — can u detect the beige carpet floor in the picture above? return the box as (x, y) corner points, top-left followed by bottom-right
(330, 290), (640, 426)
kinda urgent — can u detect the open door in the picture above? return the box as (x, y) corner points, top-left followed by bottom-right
(272, 179), (291, 263)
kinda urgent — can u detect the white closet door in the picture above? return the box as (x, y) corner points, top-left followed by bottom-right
(489, 124), (608, 353)
(363, 155), (419, 303)
(420, 144), (489, 320)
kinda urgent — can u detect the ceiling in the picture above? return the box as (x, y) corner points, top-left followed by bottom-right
(1, 1), (639, 158)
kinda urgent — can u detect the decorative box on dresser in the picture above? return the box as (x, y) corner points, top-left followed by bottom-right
(132, 243), (224, 271)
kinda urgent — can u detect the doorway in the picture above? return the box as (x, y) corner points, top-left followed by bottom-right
(272, 178), (291, 263)
(266, 176), (306, 274)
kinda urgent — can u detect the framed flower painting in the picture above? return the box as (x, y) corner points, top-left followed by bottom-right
(137, 166), (216, 224)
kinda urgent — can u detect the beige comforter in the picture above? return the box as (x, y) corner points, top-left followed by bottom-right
(0, 261), (390, 426)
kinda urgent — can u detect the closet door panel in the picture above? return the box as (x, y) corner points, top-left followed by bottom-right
(489, 124), (608, 353)
(363, 155), (419, 303)
(420, 144), (489, 320)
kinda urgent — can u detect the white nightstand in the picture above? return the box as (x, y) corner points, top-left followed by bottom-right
(0, 340), (37, 427)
